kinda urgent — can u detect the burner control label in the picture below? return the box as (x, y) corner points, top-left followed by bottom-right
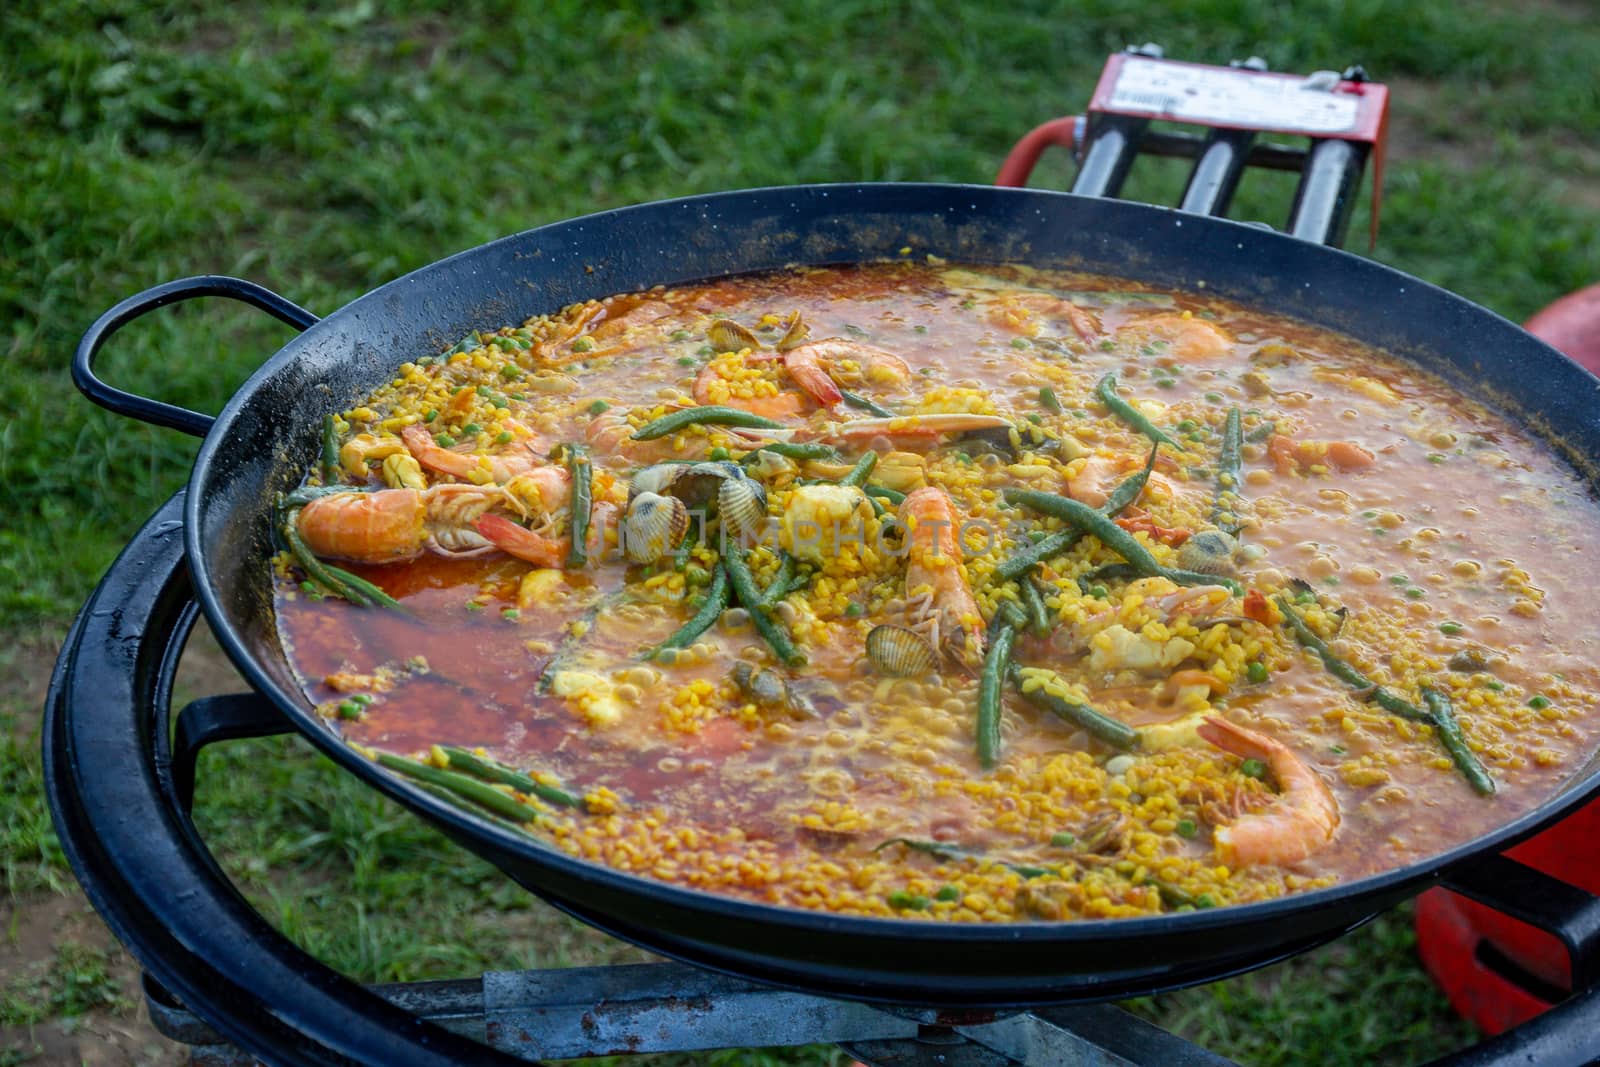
(1107, 56), (1361, 134)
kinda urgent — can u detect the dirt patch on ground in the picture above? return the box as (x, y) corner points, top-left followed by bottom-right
(1, 894), (172, 1066)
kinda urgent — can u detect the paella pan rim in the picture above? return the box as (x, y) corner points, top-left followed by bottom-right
(178, 181), (1600, 998)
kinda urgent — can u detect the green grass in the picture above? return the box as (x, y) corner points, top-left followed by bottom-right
(4, 1), (1597, 1062)
(0, 942), (127, 1028)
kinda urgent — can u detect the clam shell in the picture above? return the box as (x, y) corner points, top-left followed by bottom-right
(732, 661), (789, 707)
(718, 473), (768, 543)
(1176, 529), (1239, 576)
(707, 318), (762, 353)
(673, 460), (743, 508)
(775, 311), (809, 352)
(622, 492), (690, 563)
(866, 624), (937, 677)
(629, 463), (684, 500)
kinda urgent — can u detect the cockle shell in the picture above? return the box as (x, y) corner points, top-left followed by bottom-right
(866, 624), (937, 678)
(622, 492), (690, 563)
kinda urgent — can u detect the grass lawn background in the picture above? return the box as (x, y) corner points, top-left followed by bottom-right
(3, 2), (1597, 1063)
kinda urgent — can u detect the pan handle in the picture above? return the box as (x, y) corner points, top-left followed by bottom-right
(73, 275), (320, 438)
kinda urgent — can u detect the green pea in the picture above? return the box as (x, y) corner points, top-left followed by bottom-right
(587, 399), (610, 415)
(1239, 759), (1267, 779)
(887, 891), (930, 911)
(570, 336), (595, 353)
(935, 885), (960, 902)
(1529, 695), (1551, 710)
(1050, 832), (1076, 847)
(677, 356), (696, 366)
(337, 701), (362, 720)
(1246, 661), (1269, 684)
(709, 447), (731, 461)
(1439, 621), (1463, 635)
(501, 608), (521, 620)
(461, 423), (482, 436)
(1175, 819), (1198, 839)
(434, 434), (456, 447)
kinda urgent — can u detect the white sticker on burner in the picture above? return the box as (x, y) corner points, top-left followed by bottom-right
(1108, 57), (1360, 134)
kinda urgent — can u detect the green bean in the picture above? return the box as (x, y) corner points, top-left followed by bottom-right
(1245, 420), (1277, 443)
(281, 514), (403, 610)
(1018, 576), (1050, 638)
(1083, 563), (1141, 586)
(1213, 407), (1244, 536)
(672, 525), (697, 572)
(840, 451), (878, 488)
(1011, 671), (1139, 750)
(564, 444), (592, 568)
(993, 530), (1080, 583)
(978, 614), (1018, 769)
(375, 752), (542, 824)
(1003, 488), (1241, 593)
(438, 746), (585, 808)
(739, 441), (840, 463)
(320, 413), (340, 483)
(723, 548), (805, 666)
(320, 562), (406, 611)
(651, 564), (729, 657)
(991, 451), (1154, 584)
(1103, 444), (1159, 517)
(1421, 686), (1497, 796)
(282, 484), (370, 509)
(840, 389), (894, 417)
(1148, 877), (1214, 910)
(760, 553), (797, 605)
(778, 568), (813, 598)
(631, 405), (784, 440)
(864, 484), (906, 506)
(872, 836), (1057, 878)
(873, 837), (977, 861)
(1275, 597), (1430, 722)
(1039, 386), (1063, 415)
(1096, 373), (1181, 449)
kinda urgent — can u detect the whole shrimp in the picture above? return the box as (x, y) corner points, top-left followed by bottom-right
(295, 484), (504, 564)
(295, 481), (602, 567)
(899, 486), (985, 668)
(695, 337), (914, 417)
(1196, 716), (1339, 867)
(400, 423), (561, 485)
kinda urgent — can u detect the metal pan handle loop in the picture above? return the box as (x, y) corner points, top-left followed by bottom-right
(73, 276), (319, 438)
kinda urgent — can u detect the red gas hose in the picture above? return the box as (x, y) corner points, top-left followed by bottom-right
(994, 116), (1085, 187)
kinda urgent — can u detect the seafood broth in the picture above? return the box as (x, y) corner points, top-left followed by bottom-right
(274, 262), (1600, 921)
